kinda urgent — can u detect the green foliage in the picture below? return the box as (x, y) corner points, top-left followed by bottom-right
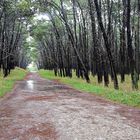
(39, 70), (140, 108)
(23, 37), (38, 62)
(16, 0), (35, 17)
(17, 0), (30, 11)
(31, 21), (51, 40)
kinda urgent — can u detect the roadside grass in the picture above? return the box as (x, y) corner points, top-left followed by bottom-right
(39, 70), (140, 108)
(0, 67), (27, 97)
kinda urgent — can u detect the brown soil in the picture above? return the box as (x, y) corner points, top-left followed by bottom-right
(0, 73), (140, 140)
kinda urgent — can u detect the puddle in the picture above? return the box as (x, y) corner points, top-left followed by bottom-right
(26, 80), (34, 90)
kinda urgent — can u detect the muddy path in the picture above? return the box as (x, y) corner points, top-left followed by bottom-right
(0, 73), (140, 140)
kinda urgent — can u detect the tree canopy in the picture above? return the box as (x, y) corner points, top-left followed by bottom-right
(0, 0), (140, 90)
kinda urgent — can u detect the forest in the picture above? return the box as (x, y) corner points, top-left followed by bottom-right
(0, 0), (140, 90)
(0, 1), (140, 139)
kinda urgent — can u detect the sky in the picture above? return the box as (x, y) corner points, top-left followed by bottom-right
(34, 13), (50, 21)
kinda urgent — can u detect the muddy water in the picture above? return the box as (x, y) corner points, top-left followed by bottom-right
(0, 73), (140, 140)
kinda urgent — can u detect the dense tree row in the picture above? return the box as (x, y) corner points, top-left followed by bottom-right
(0, 0), (33, 76)
(31, 0), (140, 90)
(0, 0), (140, 90)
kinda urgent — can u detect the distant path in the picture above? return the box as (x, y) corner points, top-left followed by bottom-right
(0, 73), (140, 140)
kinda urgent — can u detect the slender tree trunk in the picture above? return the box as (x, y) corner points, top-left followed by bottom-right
(126, 0), (138, 89)
(94, 0), (119, 89)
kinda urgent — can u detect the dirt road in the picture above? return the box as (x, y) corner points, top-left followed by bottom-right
(0, 73), (140, 140)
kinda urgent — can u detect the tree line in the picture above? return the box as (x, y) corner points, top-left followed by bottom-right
(32, 0), (140, 90)
(0, 0), (139, 90)
(0, 0), (33, 77)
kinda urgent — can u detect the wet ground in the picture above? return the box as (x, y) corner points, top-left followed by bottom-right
(0, 73), (140, 140)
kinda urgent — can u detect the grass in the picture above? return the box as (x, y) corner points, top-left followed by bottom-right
(0, 67), (27, 97)
(39, 70), (140, 108)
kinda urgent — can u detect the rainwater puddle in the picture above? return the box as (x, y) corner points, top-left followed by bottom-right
(26, 80), (34, 90)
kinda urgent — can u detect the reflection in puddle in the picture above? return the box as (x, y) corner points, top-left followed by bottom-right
(27, 80), (34, 90)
